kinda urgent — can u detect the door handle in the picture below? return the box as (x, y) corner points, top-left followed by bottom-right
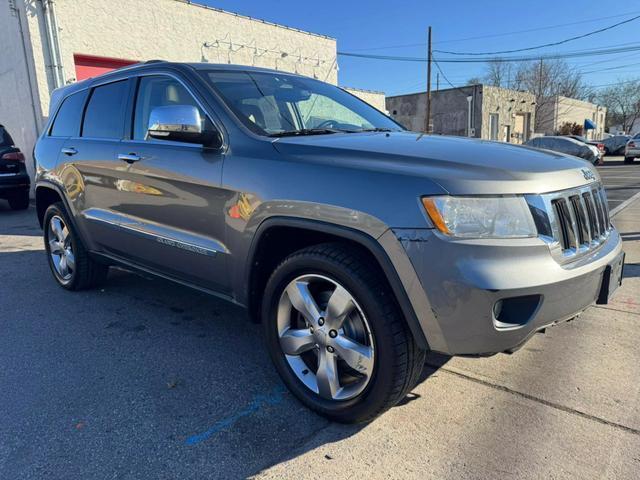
(118, 153), (142, 164)
(61, 147), (78, 156)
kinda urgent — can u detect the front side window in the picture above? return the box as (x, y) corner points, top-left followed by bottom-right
(82, 80), (128, 139)
(50, 90), (88, 137)
(133, 76), (207, 141)
(201, 70), (401, 136)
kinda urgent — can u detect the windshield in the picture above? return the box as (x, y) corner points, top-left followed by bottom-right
(200, 70), (402, 136)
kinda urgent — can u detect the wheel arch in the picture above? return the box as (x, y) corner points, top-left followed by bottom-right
(245, 217), (429, 350)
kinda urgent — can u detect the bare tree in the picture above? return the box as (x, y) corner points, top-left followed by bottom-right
(598, 79), (640, 133)
(466, 76), (482, 85)
(484, 59), (513, 88)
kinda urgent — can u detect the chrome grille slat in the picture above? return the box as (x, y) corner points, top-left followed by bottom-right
(526, 183), (612, 265)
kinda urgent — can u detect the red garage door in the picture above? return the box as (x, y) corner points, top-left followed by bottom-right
(74, 54), (137, 81)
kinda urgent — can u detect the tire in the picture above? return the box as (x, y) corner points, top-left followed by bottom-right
(262, 242), (426, 423)
(624, 157), (635, 164)
(8, 191), (29, 210)
(43, 202), (108, 290)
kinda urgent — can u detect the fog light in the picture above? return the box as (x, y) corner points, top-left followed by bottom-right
(493, 295), (542, 329)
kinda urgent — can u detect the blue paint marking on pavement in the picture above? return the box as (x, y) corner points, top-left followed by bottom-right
(185, 385), (287, 445)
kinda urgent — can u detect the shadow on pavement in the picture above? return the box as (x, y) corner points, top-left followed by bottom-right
(0, 246), (445, 479)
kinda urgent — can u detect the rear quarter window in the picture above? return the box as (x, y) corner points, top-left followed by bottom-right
(82, 80), (129, 139)
(50, 90), (88, 137)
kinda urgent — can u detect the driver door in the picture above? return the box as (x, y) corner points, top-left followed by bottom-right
(109, 74), (230, 292)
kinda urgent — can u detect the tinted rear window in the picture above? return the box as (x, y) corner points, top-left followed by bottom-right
(0, 126), (14, 147)
(50, 90), (87, 137)
(82, 80), (128, 139)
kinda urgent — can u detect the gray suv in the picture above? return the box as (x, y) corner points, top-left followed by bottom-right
(34, 62), (624, 423)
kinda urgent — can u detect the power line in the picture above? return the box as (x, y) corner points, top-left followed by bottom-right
(344, 10), (640, 51)
(338, 43), (640, 63)
(433, 14), (640, 56)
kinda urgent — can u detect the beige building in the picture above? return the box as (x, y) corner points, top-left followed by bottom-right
(387, 84), (536, 144)
(536, 96), (607, 140)
(1, 0), (384, 182)
(343, 87), (387, 112)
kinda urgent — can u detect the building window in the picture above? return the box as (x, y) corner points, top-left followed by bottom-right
(489, 113), (499, 141)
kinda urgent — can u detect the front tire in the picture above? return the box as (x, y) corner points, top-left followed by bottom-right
(43, 202), (108, 290)
(624, 156), (635, 164)
(8, 191), (29, 210)
(262, 243), (425, 423)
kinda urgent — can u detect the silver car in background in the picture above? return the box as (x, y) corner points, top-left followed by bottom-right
(624, 134), (640, 163)
(525, 136), (601, 164)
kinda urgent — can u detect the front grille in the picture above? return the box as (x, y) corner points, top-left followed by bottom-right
(527, 183), (612, 263)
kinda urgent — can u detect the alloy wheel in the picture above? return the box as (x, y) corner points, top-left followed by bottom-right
(277, 274), (375, 401)
(48, 215), (75, 281)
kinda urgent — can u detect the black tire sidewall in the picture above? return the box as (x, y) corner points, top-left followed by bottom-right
(262, 252), (403, 423)
(43, 203), (79, 289)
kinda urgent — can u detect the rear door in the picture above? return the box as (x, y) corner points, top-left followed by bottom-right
(107, 73), (229, 292)
(62, 79), (133, 250)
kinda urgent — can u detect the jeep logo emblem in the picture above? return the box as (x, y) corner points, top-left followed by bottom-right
(581, 168), (596, 181)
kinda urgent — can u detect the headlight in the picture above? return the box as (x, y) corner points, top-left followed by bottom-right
(422, 196), (537, 238)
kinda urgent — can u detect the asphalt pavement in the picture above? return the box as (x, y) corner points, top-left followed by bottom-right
(597, 155), (640, 212)
(1, 178), (639, 479)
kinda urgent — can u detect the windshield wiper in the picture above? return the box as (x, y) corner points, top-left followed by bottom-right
(268, 128), (343, 137)
(354, 127), (395, 133)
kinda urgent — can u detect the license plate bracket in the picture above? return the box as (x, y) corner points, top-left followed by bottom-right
(596, 252), (625, 305)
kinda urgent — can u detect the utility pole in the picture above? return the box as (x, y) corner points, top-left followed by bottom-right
(436, 72), (440, 91)
(425, 26), (432, 133)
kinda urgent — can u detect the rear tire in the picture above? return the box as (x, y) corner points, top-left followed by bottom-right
(8, 191), (29, 210)
(262, 242), (425, 423)
(43, 202), (108, 290)
(624, 157), (635, 164)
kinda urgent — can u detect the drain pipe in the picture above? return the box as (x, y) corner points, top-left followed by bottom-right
(39, 0), (66, 88)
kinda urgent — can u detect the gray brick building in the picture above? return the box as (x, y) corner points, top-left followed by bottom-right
(386, 84), (536, 144)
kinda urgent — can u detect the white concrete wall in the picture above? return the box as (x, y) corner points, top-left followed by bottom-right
(343, 87), (386, 112)
(24, 0), (338, 119)
(0, 1), (43, 183)
(537, 96), (607, 140)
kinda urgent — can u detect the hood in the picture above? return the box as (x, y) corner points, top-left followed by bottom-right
(272, 131), (600, 195)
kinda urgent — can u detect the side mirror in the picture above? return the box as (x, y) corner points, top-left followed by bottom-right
(147, 105), (221, 148)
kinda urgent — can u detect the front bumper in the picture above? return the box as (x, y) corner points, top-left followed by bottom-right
(388, 227), (623, 355)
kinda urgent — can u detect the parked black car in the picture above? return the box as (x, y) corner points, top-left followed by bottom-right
(0, 125), (30, 210)
(525, 136), (600, 164)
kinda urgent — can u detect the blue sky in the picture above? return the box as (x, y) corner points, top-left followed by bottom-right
(202, 0), (640, 95)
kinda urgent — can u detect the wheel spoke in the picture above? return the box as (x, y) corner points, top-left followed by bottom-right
(286, 281), (321, 326)
(58, 255), (68, 277)
(279, 328), (316, 355)
(60, 226), (70, 244)
(49, 239), (63, 255)
(50, 217), (64, 241)
(325, 285), (355, 329)
(334, 335), (374, 376)
(65, 251), (75, 272)
(316, 349), (340, 399)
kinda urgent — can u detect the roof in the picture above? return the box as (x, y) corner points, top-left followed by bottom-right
(48, 61), (319, 111)
(171, 0), (335, 40)
(387, 83), (534, 99)
(342, 86), (386, 95)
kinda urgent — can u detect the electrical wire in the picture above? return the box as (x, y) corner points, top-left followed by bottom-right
(338, 43), (640, 63)
(433, 14), (640, 55)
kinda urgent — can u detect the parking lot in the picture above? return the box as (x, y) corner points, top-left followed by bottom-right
(1, 164), (639, 479)
(598, 156), (640, 213)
